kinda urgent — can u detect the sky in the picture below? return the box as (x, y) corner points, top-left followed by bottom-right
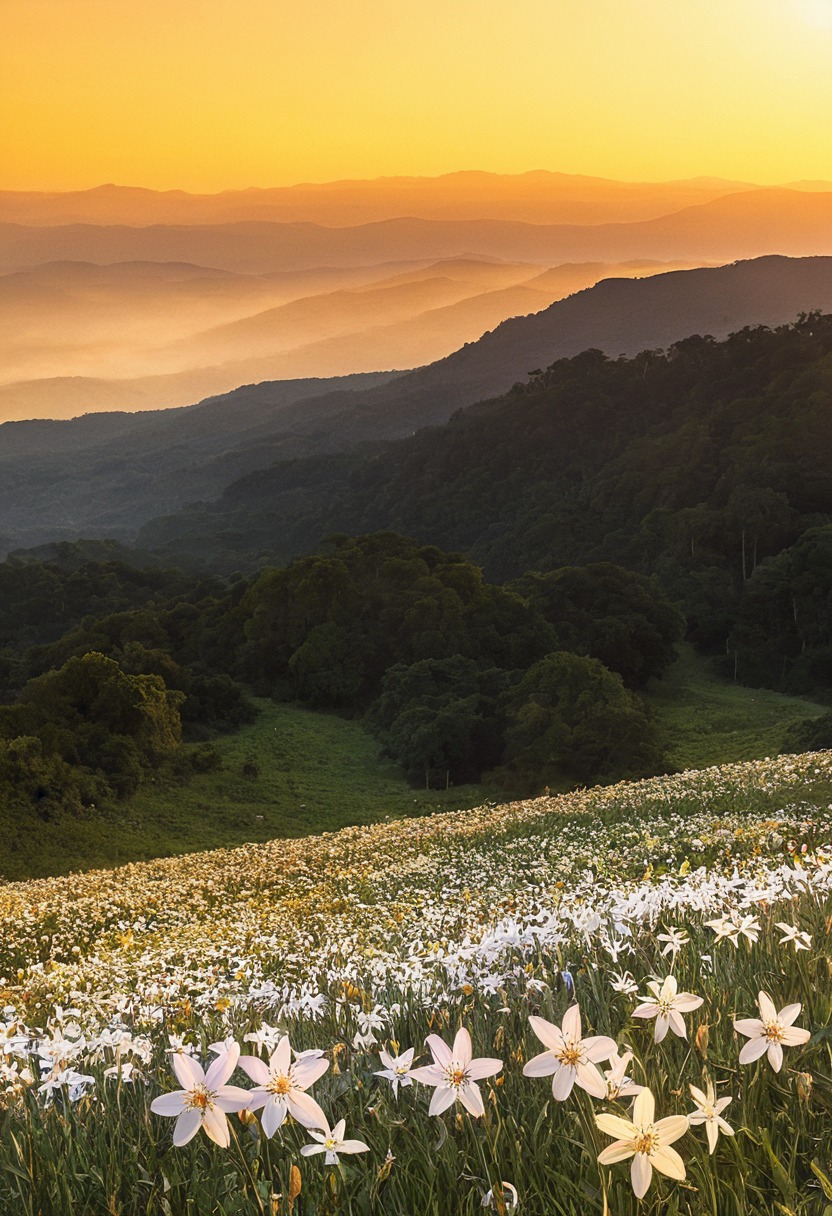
(3, 0), (832, 192)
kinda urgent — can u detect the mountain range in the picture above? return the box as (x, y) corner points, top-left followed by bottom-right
(4, 254), (832, 558)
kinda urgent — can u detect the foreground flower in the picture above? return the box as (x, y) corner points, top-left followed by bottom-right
(375, 1046), (416, 1096)
(633, 976), (703, 1042)
(596, 1087), (688, 1199)
(734, 991), (811, 1072)
(150, 1044), (250, 1147)
(300, 1118), (370, 1165)
(239, 1035), (328, 1137)
(603, 1049), (644, 1101)
(687, 1079), (733, 1153)
(410, 1027), (502, 1117)
(523, 1006), (616, 1100)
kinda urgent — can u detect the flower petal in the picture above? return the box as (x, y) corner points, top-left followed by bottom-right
(428, 1085), (457, 1116)
(172, 1108), (202, 1147)
(767, 1042), (784, 1072)
(780, 1026), (810, 1047)
(293, 1056), (329, 1089)
(673, 994), (703, 1012)
(739, 1036), (768, 1064)
(261, 1096), (287, 1139)
(172, 1053), (203, 1090)
(631, 1153), (652, 1199)
(733, 1018), (764, 1039)
(467, 1057), (502, 1081)
(598, 1140), (635, 1166)
(522, 1051), (557, 1078)
(338, 1140), (370, 1155)
(583, 1035), (618, 1063)
(288, 1089), (329, 1130)
(596, 1113), (637, 1141)
(426, 1035), (452, 1068)
(205, 1044), (240, 1091)
(215, 1085), (252, 1112)
(668, 1009), (687, 1039)
(150, 1091), (187, 1116)
(758, 992), (777, 1023)
(410, 1064), (446, 1086)
(528, 1016), (563, 1052)
(238, 1055), (270, 1085)
(562, 1004), (582, 1042)
(202, 1105), (230, 1147)
(458, 1081), (485, 1117)
(551, 1064), (576, 1101)
(654, 1115), (688, 1146)
(575, 1060), (607, 1099)
(633, 1088), (655, 1128)
(779, 1004), (802, 1027)
(452, 1028), (473, 1067)
(652, 1144), (686, 1180)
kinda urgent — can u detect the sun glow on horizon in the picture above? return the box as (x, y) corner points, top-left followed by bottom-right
(2, 0), (832, 193)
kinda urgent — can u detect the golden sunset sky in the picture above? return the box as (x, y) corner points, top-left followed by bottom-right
(4, 0), (832, 191)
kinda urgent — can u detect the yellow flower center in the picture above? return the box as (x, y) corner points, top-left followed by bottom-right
(557, 1044), (583, 1069)
(657, 998), (673, 1015)
(269, 1074), (293, 1095)
(325, 1137), (337, 1151)
(446, 1066), (468, 1088)
(633, 1129), (659, 1156)
(763, 1019), (784, 1043)
(186, 1084), (214, 1111)
(395, 1064), (409, 1076)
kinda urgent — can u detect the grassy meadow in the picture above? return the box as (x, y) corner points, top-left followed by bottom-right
(0, 753), (830, 1214)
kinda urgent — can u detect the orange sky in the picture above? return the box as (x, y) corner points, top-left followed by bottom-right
(3, 0), (832, 192)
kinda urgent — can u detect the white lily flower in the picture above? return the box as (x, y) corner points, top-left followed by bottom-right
(775, 922), (812, 951)
(239, 1035), (328, 1137)
(657, 928), (689, 958)
(596, 1086), (688, 1198)
(734, 991), (811, 1072)
(523, 1005), (616, 1100)
(374, 1046), (416, 1096)
(410, 1027), (502, 1117)
(300, 1117), (370, 1165)
(687, 1079), (733, 1153)
(603, 1050), (644, 1101)
(150, 1045), (250, 1147)
(633, 975), (703, 1042)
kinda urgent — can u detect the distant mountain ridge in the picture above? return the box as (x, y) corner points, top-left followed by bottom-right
(4, 255), (832, 557)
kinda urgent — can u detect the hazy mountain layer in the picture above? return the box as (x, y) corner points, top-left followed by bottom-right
(3, 255), (832, 557)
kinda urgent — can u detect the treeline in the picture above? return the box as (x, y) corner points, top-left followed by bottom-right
(138, 315), (832, 699)
(0, 534), (684, 827)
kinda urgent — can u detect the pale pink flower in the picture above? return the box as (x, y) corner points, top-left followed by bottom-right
(734, 991), (811, 1072)
(300, 1117), (369, 1165)
(596, 1086), (688, 1198)
(523, 1005), (616, 1100)
(410, 1027), (501, 1117)
(687, 1080), (733, 1153)
(603, 1049), (644, 1101)
(375, 1046), (416, 1097)
(238, 1034), (328, 1137)
(633, 975), (703, 1042)
(150, 1045), (250, 1147)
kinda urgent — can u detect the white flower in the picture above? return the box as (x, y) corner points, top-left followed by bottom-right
(687, 1080), (733, 1153)
(735, 915), (761, 945)
(775, 922), (812, 952)
(596, 1087), (688, 1199)
(523, 1005), (616, 1101)
(375, 1047), (416, 1096)
(149, 1045), (251, 1147)
(243, 1021), (285, 1052)
(300, 1118), (370, 1165)
(610, 971), (640, 997)
(657, 928), (689, 958)
(410, 1027), (502, 1117)
(482, 1181), (518, 1209)
(239, 1035), (328, 1137)
(734, 991), (811, 1072)
(704, 915), (740, 946)
(633, 976), (703, 1042)
(603, 1050), (644, 1101)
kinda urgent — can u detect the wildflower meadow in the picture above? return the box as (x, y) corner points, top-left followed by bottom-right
(0, 752), (831, 1214)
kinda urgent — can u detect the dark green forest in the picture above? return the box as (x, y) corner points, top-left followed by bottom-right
(4, 317), (832, 856)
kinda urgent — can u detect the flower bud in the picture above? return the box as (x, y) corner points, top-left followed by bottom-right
(695, 1023), (710, 1059)
(796, 1072), (813, 1102)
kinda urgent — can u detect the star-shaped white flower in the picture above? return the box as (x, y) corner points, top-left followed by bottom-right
(734, 991), (811, 1072)
(687, 1079), (733, 1153)
(238, 1035), (328, 1137)
(150, 1044), (251, 1147)
(775, 922), (812, 952)
(633, 976), (703, 1042)
(300, 1117), (370, 1165)
(596, 1086), (688, 1199)
(603, 1049), (644, 1101)
(523, 1005), (617, 1100)
(410, 1027), (502, 1117)
(374, 1046), (416, 1097)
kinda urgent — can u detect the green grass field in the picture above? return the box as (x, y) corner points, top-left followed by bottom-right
(645, 644), (829, 771)
(1, 647), (827, 882)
